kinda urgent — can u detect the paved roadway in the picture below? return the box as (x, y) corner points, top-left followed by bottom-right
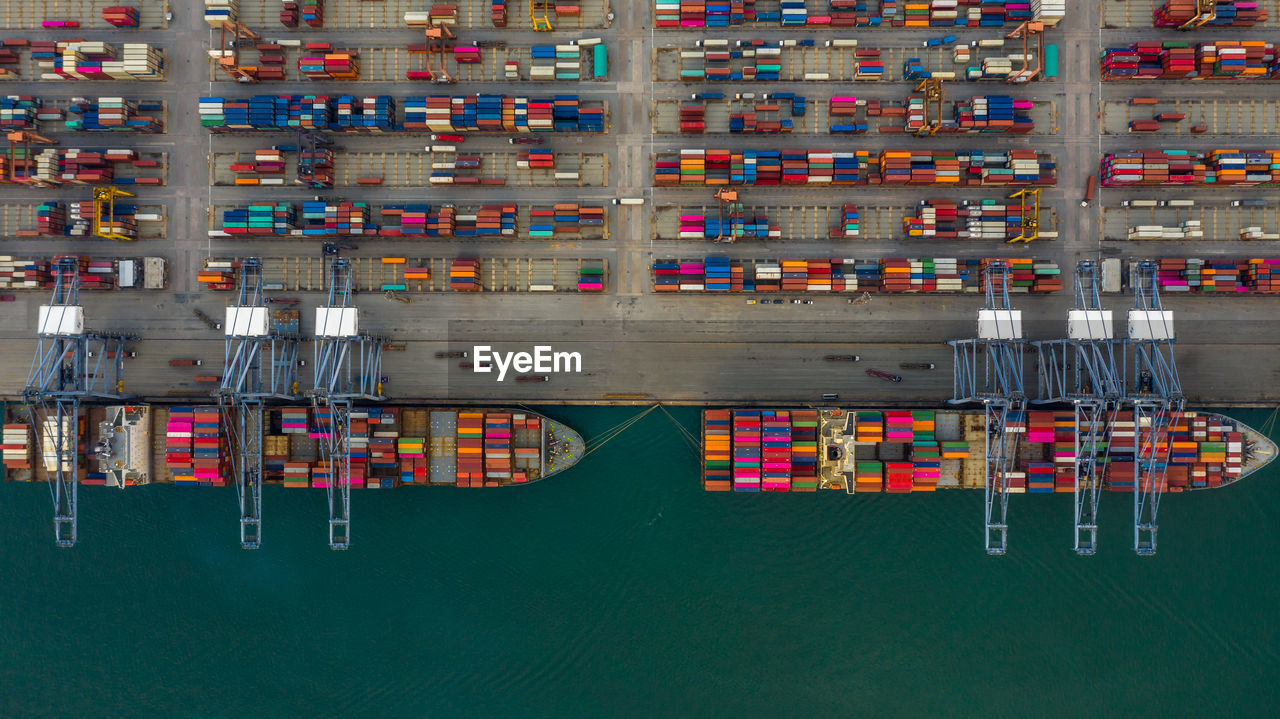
(2, 1), (1280, 406)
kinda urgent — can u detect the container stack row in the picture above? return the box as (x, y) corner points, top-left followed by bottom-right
(903, 199), (1031, 241)
(1153, 1), (1267, 28)
(1, 424), (32, 474)
(164, 408), (228, 486)
(653, 257), (1061, 293)
(0, 96), (163, 132)
(655, 148), (1055, 186)
(1101, 41), (1279, 81)
(656, 0), (1063, 28)
(217, 202), (602, 238)
(1151, 258), (1280, 293)
(1101, 150), (1280, 186)
(27, 41), (164, 81)
(732, 410), (761, 492)
(1, 148), (163, 186)
(703, 410), (732, 491)
(676, 211), (777, 240)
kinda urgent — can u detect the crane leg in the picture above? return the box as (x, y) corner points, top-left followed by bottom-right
(238, 403), (264, 549)
(323, 400), (352, 550)
(46, 400), (79, 547)
(984, 401), (1014, 555)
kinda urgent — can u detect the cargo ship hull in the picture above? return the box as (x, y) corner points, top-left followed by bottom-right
(1, 404), (583, 489)
(702, 408), (1276, 493)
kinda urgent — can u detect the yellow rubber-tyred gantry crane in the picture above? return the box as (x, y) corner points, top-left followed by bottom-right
(91, 187), (136, 242)
(531, 1), (555, 31)
(1179, 0), (1219, 30)
(912, 78), (945, 136)
(1005, 188), (1041, 244)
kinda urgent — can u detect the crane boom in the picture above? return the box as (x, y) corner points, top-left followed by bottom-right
(1032, 261), (1126, 554)
(218, 258), (300, 549)
(312, 259), (385, 549)
(949, 260), (1026, 554)
(24, 257), (133, 546)
(1127, 260), (1183, 555)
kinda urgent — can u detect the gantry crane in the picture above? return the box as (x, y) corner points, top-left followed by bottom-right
(712, 187), (742, 243)
(6, 130), (55, 184)
(421, 22), (456, 84)
(215, 21), (261, 83)
(949, 260), (1026, 555)
(1127, 260), (1184, 555)
(1032, 261), (1126, 555)
(24, 257), (135, 546)
(912, 78), (945, 136)
(531, 1), (554, 31)
(296, 131), (334, 188)
(1178, 0), (1219, 30)
(217, 258), (301, 549)
(311, 258), (385, 550)
(1005, 20), (1045, 83)
(91, 186), (136, 242)
(1005, 188), (1041, 244)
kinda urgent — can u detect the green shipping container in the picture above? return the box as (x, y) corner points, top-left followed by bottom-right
(1045, 44), (1059, 79)
(593, 44), (607, 79)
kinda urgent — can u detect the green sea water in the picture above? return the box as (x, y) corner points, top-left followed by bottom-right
(2, 406), (1279, 718)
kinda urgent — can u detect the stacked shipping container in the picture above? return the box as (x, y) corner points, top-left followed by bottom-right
(1102, 41), (1279, 80)
(656, 0), (1062, 27)
(654, 257), (1060, 293)
(703, 409), (1248, 492)
(1102, 150), (1280, 186)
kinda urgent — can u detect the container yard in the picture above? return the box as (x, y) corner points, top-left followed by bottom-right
(0, 0), (170, 30)
(1101, 98), (1280, 135)
(211, 201), (606, 240)
(0, 201), (167, 239)
(198, 94), (607, 133)
(0, 97), (166, 133)
(0, 254), (167, 290)
(209, 41), (608, 83)
(0, 41), (166, 81)
(5, 0), (1280, 563)
(1102, 0), (1277, 29)
(1103, 200), (1280, 245)
(1101, 41), (1280, 81)
(228, 0), (613, 31)
(1101, 150), (1280, 186)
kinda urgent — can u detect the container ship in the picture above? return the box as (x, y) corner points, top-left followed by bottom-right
(701, 408), (1276, 493)
(0, 404), (583, 489)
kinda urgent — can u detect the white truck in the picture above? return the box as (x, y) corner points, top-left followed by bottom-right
(143, 257), (167, 289)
